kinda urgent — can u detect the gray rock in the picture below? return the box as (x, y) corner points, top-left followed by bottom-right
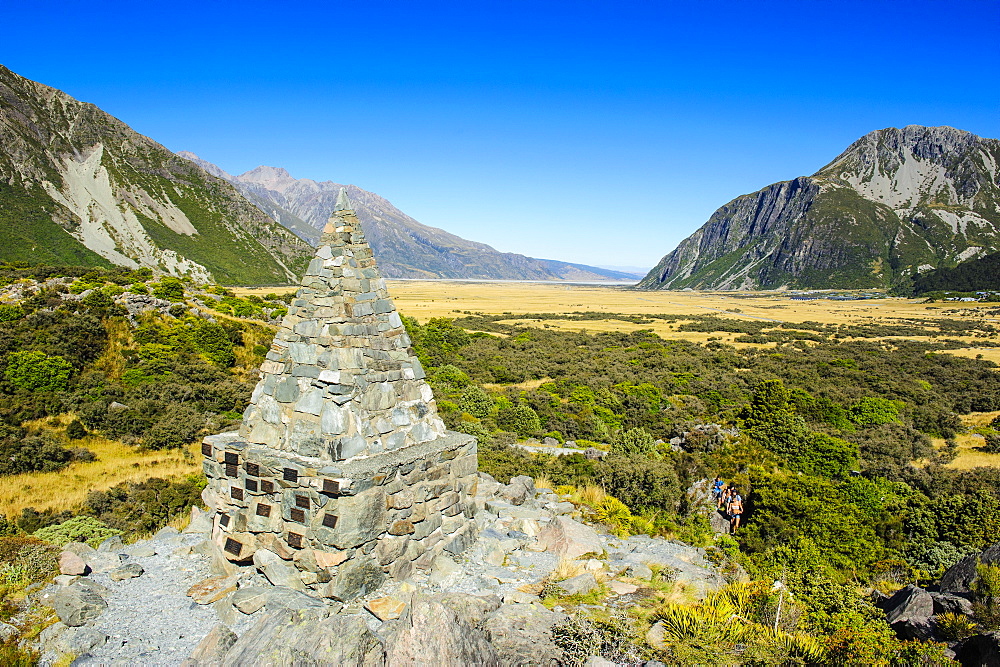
(882, 585), (933, 625)
(484, 603), (568, 666)
(184, 506), (214, 535)
(39, 622), (108, 656)
(97, 535), (124, 552)
(232, 587), (270, 615)
(264, 586), (326, 611)
(85, 552), (126, 574)
(931, 591), (974, 617)
(384, 594), (500, 666)
(182, 624), (237, 666)
(428, 555), (462, 587)
(109, 562), (145, 581)
(62, 541), (97, 557)
(535, 516), (604, 560)
(59, 550), (89, 576)
(221, 609), (383, 666)
(128, 544), (157, 558)
(0, 621), (16, 642)
(49, 584), (108, 627)
(260, 560), (307, 591)
(324, 556), (385, 602)
(956, 631), (1000, 667)
(556, 572), (599, 595)
(940, 542), (1000, 593)
(435, 593), (503, 628)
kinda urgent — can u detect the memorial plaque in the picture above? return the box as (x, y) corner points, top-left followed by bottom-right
(295, 495), (310, 509)
(246, 479), (258, 492)
(283, 468), (298, 482)
(290, 507), (306, 523)
(224, 538), (242, 556)
(201, 443), (212, 457)
(322, 479), (340, 495)
(287, 532), (303, 549)
(245, 462), (260, 477)
(322, 513), (338, 528)
(256, 503), (271, 517)
(224, 452), (239, 465)
(261, 480), (275, 494)
(219, 513), (230, 527)
(225, 463), (238, 477)
(231, 487), (244, 501)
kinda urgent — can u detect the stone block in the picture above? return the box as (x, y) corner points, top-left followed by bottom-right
(311, 487), (386, 549)
(324, 556), (385, 602)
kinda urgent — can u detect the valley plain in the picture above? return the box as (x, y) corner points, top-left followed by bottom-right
(240, 280), (1000, 364)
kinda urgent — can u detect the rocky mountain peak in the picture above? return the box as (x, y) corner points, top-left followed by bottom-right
(639, 124), (1000, 291)
(236, 165), (298, 191)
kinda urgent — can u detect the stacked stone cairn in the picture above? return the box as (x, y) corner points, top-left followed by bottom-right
(200, 189), (478, 595)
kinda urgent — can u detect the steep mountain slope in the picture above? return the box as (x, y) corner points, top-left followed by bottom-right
(0, 65), (313, 284)
(179, 153), (636, 281)
(910, 250), (1000, 294)
(639, 126), (1000, 290)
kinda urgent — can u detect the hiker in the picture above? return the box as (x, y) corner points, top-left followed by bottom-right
(711, 477), (724, 506)
(728, 487), (744, 533)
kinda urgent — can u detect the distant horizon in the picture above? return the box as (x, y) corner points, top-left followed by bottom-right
(1, 0), (996, 267)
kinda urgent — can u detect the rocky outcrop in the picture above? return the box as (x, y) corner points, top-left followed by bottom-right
(31, 471), (729, 665)
(639, 125), (1000, 290)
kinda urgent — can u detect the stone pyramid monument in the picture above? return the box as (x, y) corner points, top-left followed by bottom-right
(200, 190), (478, 593)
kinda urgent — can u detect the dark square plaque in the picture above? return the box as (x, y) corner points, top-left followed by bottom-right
(290, 507), (306, 523)
(256, 503), (271, 517)
(219, 513), (230, 527)
(225, 463), (238, 477)
(295, 495), (310, 509)
(245, 462), (259, 477)
(224, 537), (241, 556)
(261, 480), (274, 494)
(246, 479), (258, 492)
(322, 479), (340, 495)
(322, 513), (338, 528)
(224, 452), (239, 465)
(283, 468), (298, 482)
(231, 487), (243, 501)
(201, 443), (212, 457)
(287, 532), (303, 549)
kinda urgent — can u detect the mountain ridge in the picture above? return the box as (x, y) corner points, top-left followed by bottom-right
(0, 65), (313, 285)
(638, 125), (1000, 291)
(179, 152), (637, 282)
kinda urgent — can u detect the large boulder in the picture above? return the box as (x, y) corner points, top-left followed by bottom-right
(221, 609), (384, 666)
(882, 585), (934, 625)
(535, 517), (604, 560)
(182, 624), (238, 666)
(956, 631), (1000, 667)
(323, 556), (385, 602)
(49, 584), (107, 627)
(931, 591), (975, 617)
(383, 594), (500, 665)
(940, 543), (1000, 594)
(483, 603), (568, 666)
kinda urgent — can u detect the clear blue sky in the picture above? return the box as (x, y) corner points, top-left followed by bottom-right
(3, 0), (998, 269)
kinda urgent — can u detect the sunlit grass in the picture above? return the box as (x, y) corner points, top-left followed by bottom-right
(1, 416), (201, 517)
(935, 410), (1000, 470)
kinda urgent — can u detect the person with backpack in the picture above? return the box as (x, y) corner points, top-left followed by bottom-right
(711, 476), (724, 506)
(728, 488), (744, 533)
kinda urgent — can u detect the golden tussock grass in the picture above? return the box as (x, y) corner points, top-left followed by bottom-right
(551, 556), (587, 581)
(1, 416), (201, 517)
(938, 410), (1000, 470)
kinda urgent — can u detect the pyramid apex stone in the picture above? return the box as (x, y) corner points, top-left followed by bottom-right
(334, 187), (353, 212)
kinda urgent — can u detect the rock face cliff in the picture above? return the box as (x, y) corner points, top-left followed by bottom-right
(180, 154), (638, 282)
(639, 126), (1000, 290)
(0, 65), (313, 284)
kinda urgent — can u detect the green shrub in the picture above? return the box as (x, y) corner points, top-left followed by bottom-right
(0, 435), (72, 475)
(0, 304), (24, 322)
(33, 516), (120, 548)
(973, 562), (1000, 630)
(458, 385), (494, 419)
(4, 350), (73, 391)
(496, 405), (541, 436)
(151, 277), (185, 302)
(66, 419), (87, 440)
(934, 612), (977, 641)
(611, 427), (656, 457)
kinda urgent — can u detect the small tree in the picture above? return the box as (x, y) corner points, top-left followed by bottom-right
(611, 427), (656, 457)
(496, 405), (541, 436)
(972, 562), (1000, 630)
(458, 386), (494, 419)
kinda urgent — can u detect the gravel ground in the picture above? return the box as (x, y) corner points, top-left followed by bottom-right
(39, 530), (256, 666)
